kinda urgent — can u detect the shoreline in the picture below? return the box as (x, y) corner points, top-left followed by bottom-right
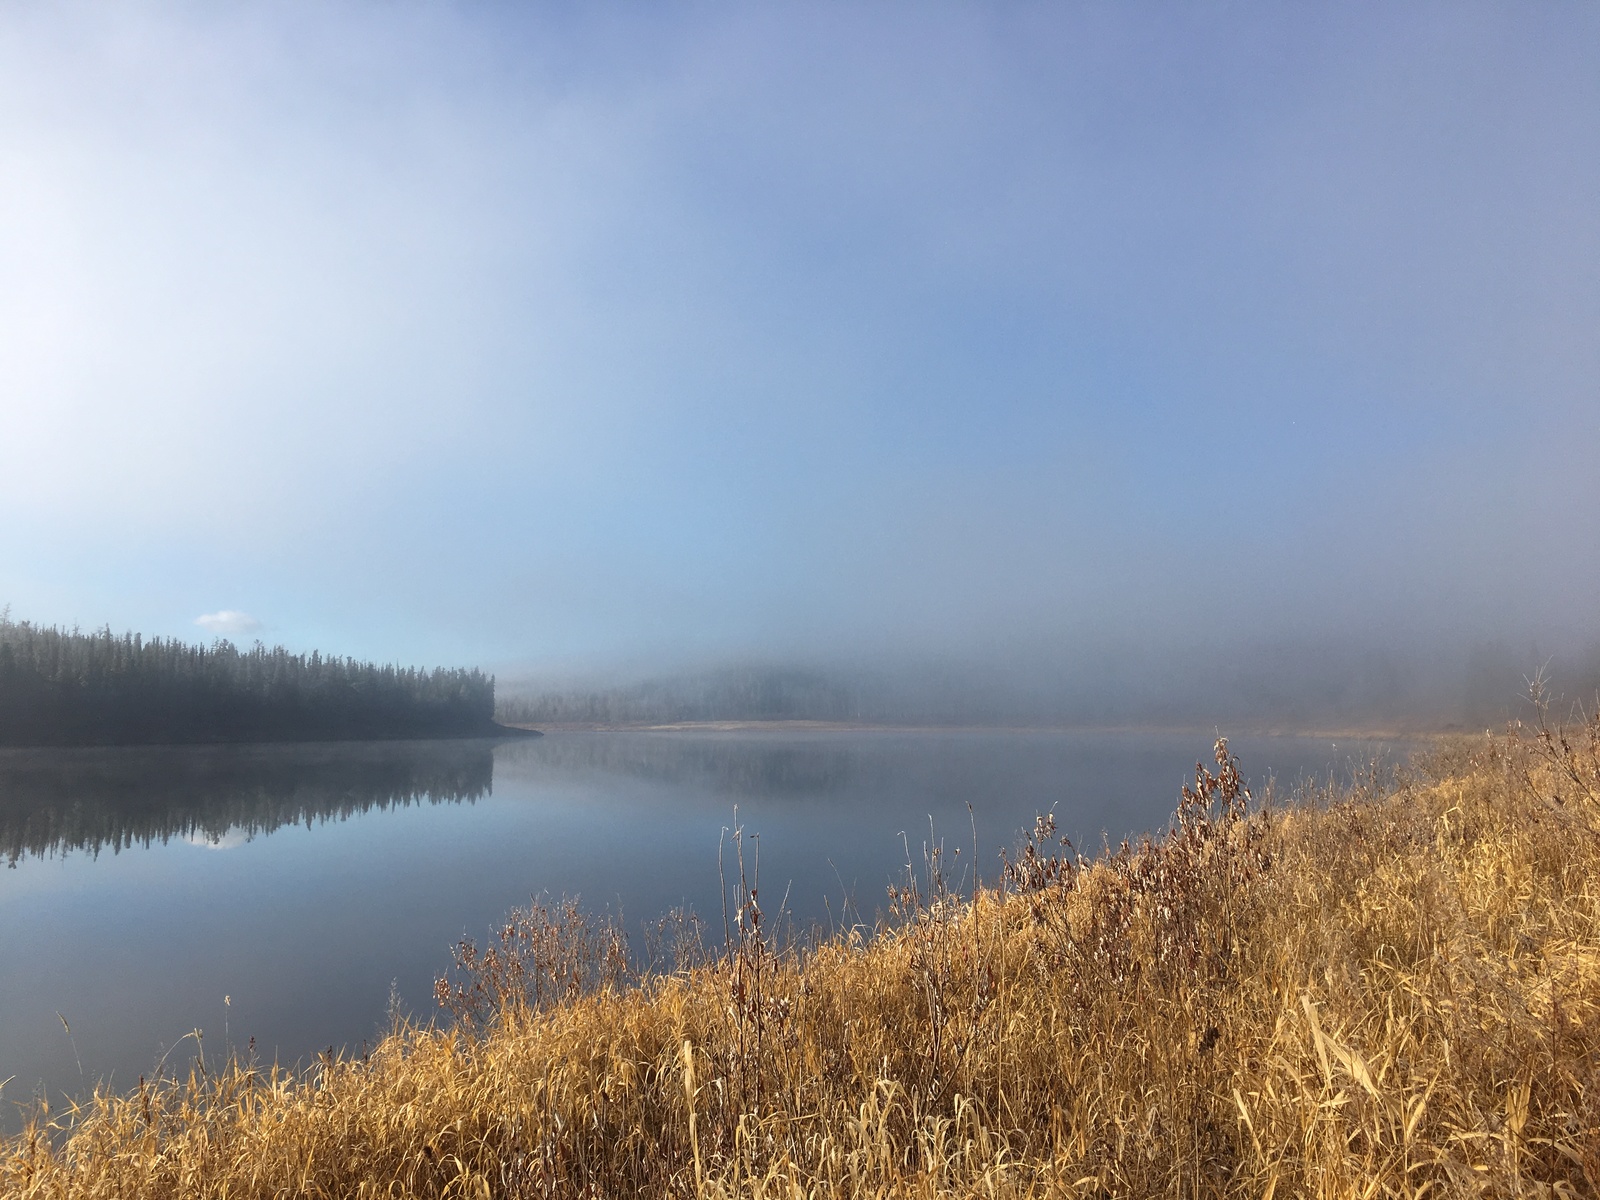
(0, 723), (541, 751)
(502, 718), (1454, 740)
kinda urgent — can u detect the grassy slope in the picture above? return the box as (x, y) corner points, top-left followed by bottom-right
(4, 723), (1599, 1198)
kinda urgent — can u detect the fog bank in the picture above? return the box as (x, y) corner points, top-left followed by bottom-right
(2, 4), (1596, 705)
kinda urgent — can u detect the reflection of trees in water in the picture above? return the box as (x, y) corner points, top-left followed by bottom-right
(502, 735), (858, 799)
(0, 741), (496, 866)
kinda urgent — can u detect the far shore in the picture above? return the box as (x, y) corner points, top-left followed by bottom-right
(502, 718), (1454, 740)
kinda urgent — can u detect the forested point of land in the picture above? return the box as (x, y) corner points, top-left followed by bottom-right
(0, 613), (519, 746)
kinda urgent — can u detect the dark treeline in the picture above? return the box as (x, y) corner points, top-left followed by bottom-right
(0, 739), (495, 866)
(0, 613), (504, 746)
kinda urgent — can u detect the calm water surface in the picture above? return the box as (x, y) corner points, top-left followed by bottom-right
(0, 729), (1407, 1125)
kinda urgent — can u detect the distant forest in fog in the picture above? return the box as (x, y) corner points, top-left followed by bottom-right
(0, 614), (501, 746)
(496, 668), (859, 726)
(497, 643), (1600, 731)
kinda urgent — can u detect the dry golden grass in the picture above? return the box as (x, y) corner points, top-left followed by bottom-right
(5, 711), (1600, 1198)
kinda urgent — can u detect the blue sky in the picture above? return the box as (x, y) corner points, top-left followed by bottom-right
(2, 3), (1597, 685)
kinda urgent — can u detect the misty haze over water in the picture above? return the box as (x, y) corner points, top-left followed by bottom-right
(2, 4), (1598, 705)
(496, 642), (1598, 734)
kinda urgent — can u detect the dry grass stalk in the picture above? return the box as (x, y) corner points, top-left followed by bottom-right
(5, 720), (1600, 1198)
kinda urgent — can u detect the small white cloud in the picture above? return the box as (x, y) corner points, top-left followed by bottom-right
(184, 829), (251, 850)
(195, 610), (263, 636)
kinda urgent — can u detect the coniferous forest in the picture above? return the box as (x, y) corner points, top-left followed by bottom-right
(0, 612), (505, 746)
